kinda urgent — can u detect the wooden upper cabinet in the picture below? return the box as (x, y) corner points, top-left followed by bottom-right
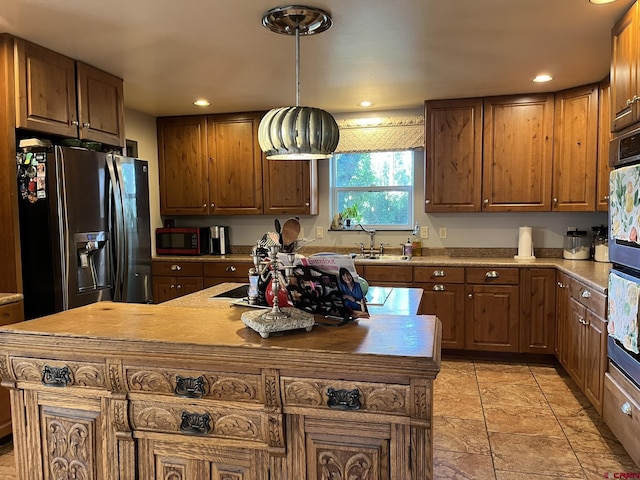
(263, 158), (318, 215)
(14, 39), (77, 137)
(482, 94), (554, 211)
(157, 116), (209, 215)
(597, 78), (612, 212)
(208, 113), (263, 215)
(424, 98), (483, 212)
(76, 62), (125, 147)
(552, 84), (599, 211)
(611, 2), (640, 132)
(14, 38), (125, 146)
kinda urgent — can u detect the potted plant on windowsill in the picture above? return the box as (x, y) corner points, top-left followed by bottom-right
(340, 204), (360, 228)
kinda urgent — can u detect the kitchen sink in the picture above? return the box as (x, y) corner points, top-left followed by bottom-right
(353, 254), (411, 261)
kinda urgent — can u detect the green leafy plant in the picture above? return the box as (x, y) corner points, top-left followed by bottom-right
(340, 204), (360, 221)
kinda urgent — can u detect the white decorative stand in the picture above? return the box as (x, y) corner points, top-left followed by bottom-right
(242, 244), (314, 338)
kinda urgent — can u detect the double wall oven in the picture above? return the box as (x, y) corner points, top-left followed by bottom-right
(608, 126), (640, 387)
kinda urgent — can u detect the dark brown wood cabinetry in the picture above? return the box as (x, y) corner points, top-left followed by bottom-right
(203, 261), (253, 288)
(15, 38), (124, 146)
(555, 271), (571, 368)
(157, 113), (318, 216)
(424, 98), (483, 212)
(552, 84), (599, 211)
(520, 268), (556, 354)
(611, 1), (640, 132)
(0, 299), (24, 439)
(151, 261), (204, 303)
(597, 78), (612, 212)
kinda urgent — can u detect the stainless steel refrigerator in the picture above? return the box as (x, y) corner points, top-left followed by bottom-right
(17, 145), (152, 319)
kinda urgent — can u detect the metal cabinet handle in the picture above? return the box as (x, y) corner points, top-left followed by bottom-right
(180, 411), (211, 435)
(71, 120), (79, 126)
(226, 266), (237, 272)
(170, 284), (175, 289)
(175, 375), (206, 398)
(553, 198), (558, 204)
(486, 270), (499, 279)
(171, 265), (182, 271)
(305, 202), (310, 206)
(557, 282), (566, 288)
(425, 199), (431, 204)
(621, 402), (632, 416)
(604, 195), (610, 201)
(468, 293), (473, 299)
(327, 387), (361, 410)
(82, 122), (90, 128)
(581, 290), (591, 299)
(203, 204), (207, 207)
(433, 270), (446, 277)
(176, 284), (182, 289)
(432, 284), (446, 291)
(210, 204), (215, 208)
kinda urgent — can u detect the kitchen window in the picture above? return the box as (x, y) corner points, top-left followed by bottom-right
(330, 150), (414, 229)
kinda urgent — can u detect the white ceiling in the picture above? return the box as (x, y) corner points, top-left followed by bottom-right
(1, 0), (634, 117)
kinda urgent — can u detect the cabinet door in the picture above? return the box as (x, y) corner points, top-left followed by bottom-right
(76, 62), (125, 147)
(424, 98), (483, 212)
(552, 84), (599, 211)
(566, 297), (587, 390)
(14, 39), (78, 137)
(0, 301), (23, 439)
(152, 276), (178, 303)
(176, 277), (204, 297)
(157, 116), (209, 215)
(584, 310), (608, 415)
(263, 158), (317, 215)
(555, 272), (571, 368)
(208, 113), (263, 215)
(361, 266), (413, 287)
(611, 3), (639, 132)
(482, 94), (554, 211)
(520, 268), (556, 354)
(597, 78), (612, 212)
(419, 282), (465, 349)
(466, 285), (520, 352)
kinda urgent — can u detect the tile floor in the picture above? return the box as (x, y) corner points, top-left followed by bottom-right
(0, 359), (637, 479)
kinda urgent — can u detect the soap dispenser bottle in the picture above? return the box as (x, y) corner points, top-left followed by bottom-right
(403, 238), (413, 259)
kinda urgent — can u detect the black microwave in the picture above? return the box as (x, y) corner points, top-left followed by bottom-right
(156, 227), (210, 255)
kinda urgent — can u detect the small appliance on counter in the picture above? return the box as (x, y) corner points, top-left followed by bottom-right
(156, 227), (210, 255)
(210, 226), (230, 255)
(562, 229), (590, 260)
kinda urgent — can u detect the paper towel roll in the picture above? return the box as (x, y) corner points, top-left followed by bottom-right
(515, 226), (535, 260)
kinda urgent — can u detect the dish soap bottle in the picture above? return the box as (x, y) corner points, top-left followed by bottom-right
(411, 222), (421, 256)
(403, 238), (413, 259)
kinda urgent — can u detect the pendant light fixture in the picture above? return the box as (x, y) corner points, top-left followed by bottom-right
(258, 5), (340, 160)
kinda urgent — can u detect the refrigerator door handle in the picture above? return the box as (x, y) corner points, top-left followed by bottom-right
(55, 146), (71, 310)
(106, 156), (126, 301)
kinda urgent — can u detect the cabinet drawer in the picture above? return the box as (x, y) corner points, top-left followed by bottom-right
(281, 377), (411, 416)
(466, 267), (519, 284)
(362, 265), (413, 284)
(129, 396), (273, 445)
(203, 262), (252, 279)
(152, 261), (203, 277)
(10, 356), (107, 389)
(414, 266), (464, 283)
(569, 278), (606, 317)
(0, 301), (23, 326)
(603, 364), (640, 466)
(124, 365), (263, 403)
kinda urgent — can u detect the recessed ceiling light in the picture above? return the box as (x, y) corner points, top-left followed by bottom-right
(589, 0), (616, 4)
(194, 99), (210, 106)
(359, 101), (373, 107)
(533, 74), (554, 83)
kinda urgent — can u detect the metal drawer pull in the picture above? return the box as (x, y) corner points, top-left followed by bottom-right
(170, 264), (182, 271)
(486, 270), (499, 279)
(175, 375), (206, 398)
(581, 290), (591, 299)
(621, 402), (632, 416)
(432, 284), (446, 291)
(226, 266), (237, 272)
(327, 387), (361, 410)
(557, 282), (566, 288)
(42, 365), (71, 387)
(180, 411), (211, 435)
(433, 270), (446, 277)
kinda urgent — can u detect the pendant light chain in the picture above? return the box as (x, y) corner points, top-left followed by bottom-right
(295, 24), (300, 107)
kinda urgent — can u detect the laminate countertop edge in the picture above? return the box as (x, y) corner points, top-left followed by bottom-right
(0, 293), (23, 306)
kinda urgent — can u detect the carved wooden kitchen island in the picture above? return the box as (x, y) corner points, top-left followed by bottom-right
(0, 286), (441, 480)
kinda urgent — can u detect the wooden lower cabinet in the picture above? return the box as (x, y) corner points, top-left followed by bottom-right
(520, 268), (556, 354)
(152, 261), (204, 303)
(555, 271), (571, 368)
(0, 300), (23, 439)
(203, 261), (253, 288)
(465, 268), (520, 352)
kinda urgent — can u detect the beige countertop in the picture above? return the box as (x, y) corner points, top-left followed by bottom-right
(153, 254), (613, 293)
(0, 293), (23, 306)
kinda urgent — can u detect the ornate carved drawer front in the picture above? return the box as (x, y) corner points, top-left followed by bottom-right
(10, 356), (107, 389)
(281, 377), (410, 416)
(124, 365), (263, 403)
(129, 397), (273, 445)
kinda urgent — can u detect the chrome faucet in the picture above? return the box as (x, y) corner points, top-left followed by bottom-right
(354, 224), (378, 258)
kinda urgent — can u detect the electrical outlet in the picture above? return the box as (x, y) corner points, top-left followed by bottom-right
(420, 227), (429, 239)
(315, 226), (324, 239)
(439, 227), (447, 239)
